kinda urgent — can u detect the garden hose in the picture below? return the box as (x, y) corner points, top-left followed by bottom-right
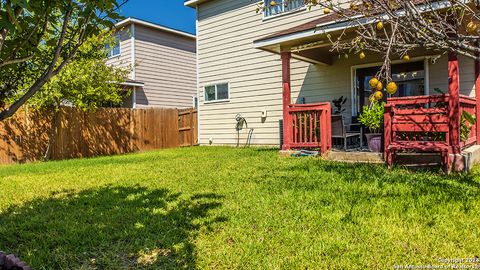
(235, 114), (254, 148)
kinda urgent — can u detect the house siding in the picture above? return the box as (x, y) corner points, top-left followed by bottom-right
(429, 55), (475, 97)
(134, 25), (197, 108)
(196, 0), (477, 146)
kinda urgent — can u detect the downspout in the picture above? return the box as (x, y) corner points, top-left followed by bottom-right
(132, 86), (137, 109)
(131, 22), (137, 109)
(131, 22), (136, 80)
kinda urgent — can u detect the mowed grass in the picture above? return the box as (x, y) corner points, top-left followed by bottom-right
(0, 147), (479, 269)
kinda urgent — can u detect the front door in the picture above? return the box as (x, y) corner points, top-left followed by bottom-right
(353, 61), (426, 117)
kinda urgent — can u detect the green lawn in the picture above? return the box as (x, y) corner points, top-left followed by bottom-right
(0, 147), (479, 269)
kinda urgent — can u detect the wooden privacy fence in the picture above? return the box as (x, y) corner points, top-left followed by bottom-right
(0, 107), (198, 164)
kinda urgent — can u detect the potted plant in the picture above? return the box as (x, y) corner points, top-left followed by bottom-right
(358, 100), (385, 152)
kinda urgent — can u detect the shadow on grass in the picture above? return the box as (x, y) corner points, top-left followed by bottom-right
(261, 159), (480, 228)
(0, 186), (225, 269)
(319, 161), (480, 188)
(267, 158), (480, 202)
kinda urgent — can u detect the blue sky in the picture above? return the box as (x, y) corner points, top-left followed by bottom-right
(118, 0), (196, 35)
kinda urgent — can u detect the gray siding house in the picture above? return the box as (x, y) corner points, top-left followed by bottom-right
(185, 0), (476, 147)
(107, 18), (197, 109)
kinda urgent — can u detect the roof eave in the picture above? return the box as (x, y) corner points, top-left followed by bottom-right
(253, 19), (359, 49)
(184, 0), (211, 8)
(115, 18), (196, 39)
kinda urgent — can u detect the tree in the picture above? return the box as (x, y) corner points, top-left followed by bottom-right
(0, 0), (127, 121)
(27, 34), (131, 110)
(259, 0), (480, 82)
(25, 33), (131, 160)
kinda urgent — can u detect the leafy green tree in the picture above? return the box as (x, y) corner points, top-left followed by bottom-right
(0, 0), (127, 120)
(26, 33), (131, 160)
(28, 34), (131, 110)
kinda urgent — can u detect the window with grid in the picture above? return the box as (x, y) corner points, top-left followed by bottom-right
(264, 0), (305, 18)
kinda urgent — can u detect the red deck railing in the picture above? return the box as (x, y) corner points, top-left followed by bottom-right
(384, 94), (477, 171)
(284, 102), (332, 154)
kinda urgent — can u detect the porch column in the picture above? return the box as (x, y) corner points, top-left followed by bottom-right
(448, 52), (461, 154)
(281, 51), (292, 150)
(475, 47), (480, 143)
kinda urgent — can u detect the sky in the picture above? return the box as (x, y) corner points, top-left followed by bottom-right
(118, 0), (196, 35)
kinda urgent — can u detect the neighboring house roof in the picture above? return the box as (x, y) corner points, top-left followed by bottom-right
(115, 17), (196, 39)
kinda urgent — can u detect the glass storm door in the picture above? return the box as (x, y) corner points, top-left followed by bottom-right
(354, 61), (426, 117)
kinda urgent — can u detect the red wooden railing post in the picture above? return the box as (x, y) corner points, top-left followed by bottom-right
(325, 103), (332, 152)
(281, 52), (292, 150)
(320, 108), (327, 153)
(475, 46), (480, 144)
(384, 103), (393, 166)
(448, 52), (461, 155)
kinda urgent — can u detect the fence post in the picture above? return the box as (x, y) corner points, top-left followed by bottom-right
(190, 108), (194, 146)
(129, 109), (134, 152)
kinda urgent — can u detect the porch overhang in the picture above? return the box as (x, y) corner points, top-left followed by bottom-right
(253, 0), (457, 65)
(253, 14), (353, 65)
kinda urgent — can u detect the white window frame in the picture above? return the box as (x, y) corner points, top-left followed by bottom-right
(107, 35), (121, 59)
(204, 83), (230, 104)
(350, 56), (435, 117)
(263, 0), (306, 20)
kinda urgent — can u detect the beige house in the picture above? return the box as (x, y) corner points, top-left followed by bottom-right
(107, 18), (197, 109)
(185, 0), (477, 148)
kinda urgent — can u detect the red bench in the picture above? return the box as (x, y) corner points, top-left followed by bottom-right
(384, 96), (452, 172)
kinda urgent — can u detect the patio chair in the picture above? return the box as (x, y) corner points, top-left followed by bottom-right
(331, 115), (363, 150)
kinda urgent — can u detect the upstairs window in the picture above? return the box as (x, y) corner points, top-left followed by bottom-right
(264, 0), (305, 18)
(205, 83), (229, 102)
(106, 36), (121, 58)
